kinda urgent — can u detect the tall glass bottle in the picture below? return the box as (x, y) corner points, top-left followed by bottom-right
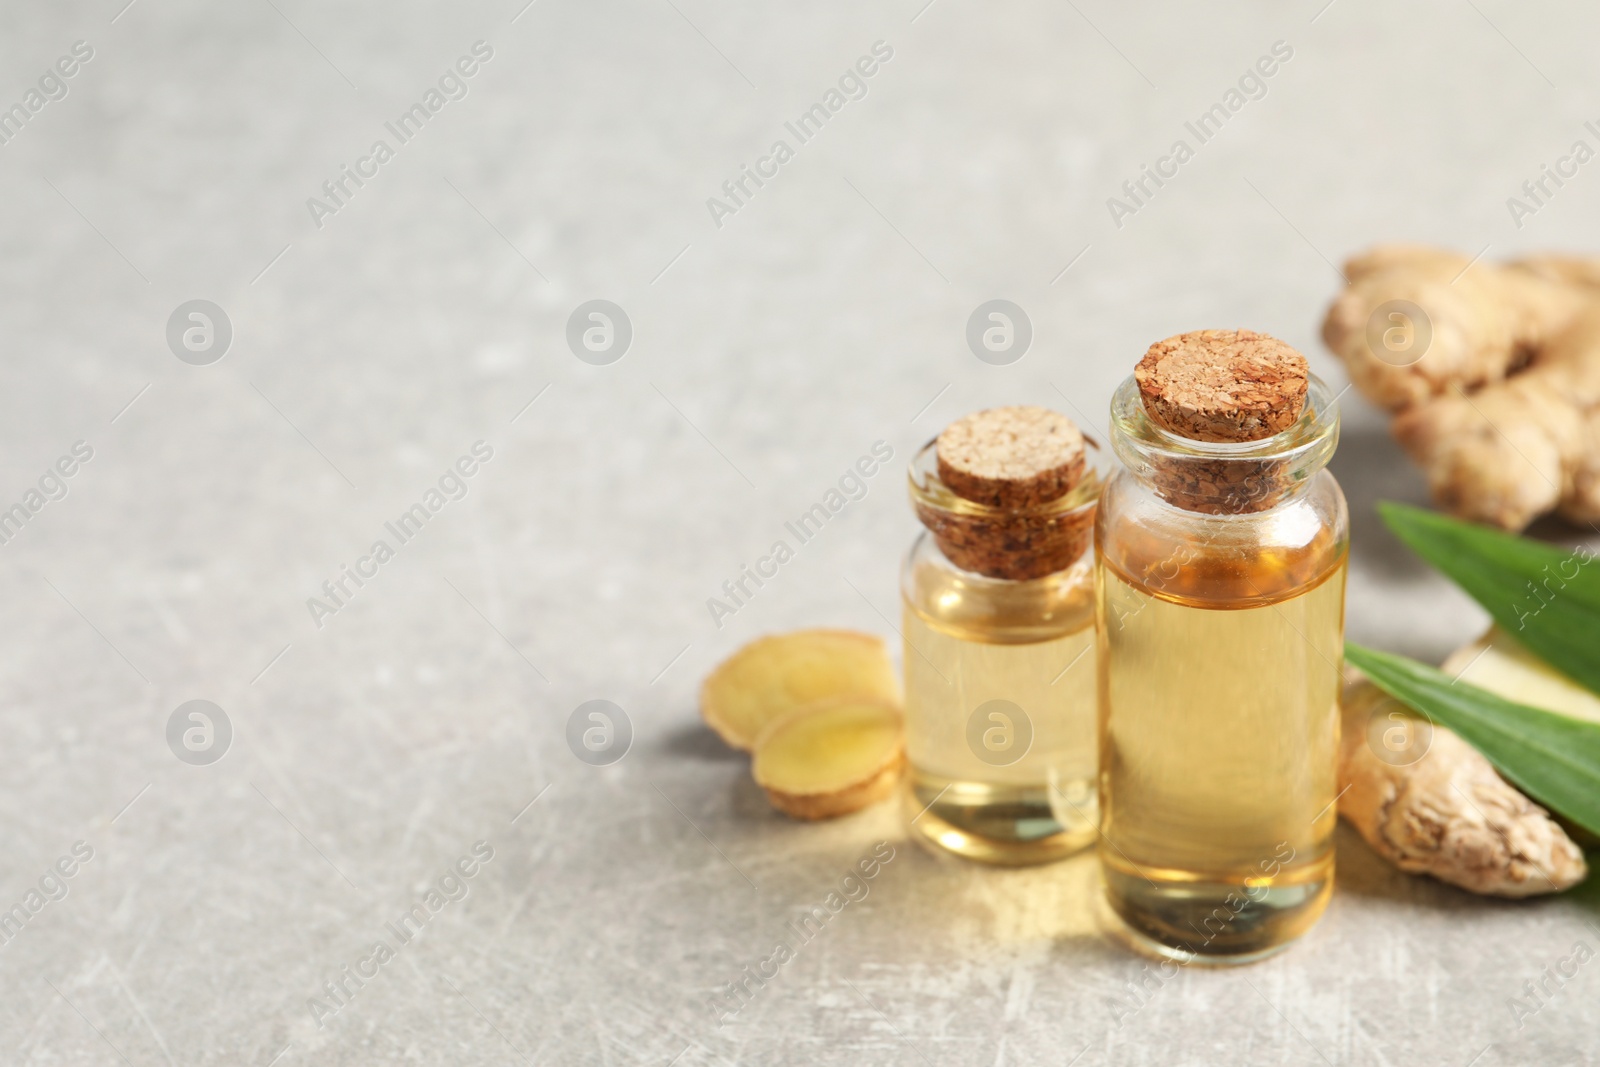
(1096, 334), (1348, 962)
(901, 407), (1106, 865)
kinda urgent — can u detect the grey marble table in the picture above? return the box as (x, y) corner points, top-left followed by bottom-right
(1, 1), (1598, 1063)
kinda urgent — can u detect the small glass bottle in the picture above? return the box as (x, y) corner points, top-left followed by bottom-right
(901, 407), (1107, 865)
(1095, 330), (1347, 963)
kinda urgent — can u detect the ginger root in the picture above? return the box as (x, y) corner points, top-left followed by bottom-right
(1339, 669), (1587, 897)
(1322, 244), (1600, 530)
(752, 699), (905, 820)
(700, 629), (900, 751)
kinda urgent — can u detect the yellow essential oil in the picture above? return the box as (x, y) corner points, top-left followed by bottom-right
(903, 553), (1098, 864)
(1097, 542), (1344, 959)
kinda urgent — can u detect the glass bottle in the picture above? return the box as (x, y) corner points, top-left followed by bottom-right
(901, 428), (1107, 865)
(1096, 370), (1347, 962)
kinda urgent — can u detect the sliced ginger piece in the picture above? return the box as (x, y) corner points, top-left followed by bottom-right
(700, 629), (900, 751)
(752, 699), (904, 820)
(1442, 627), (1600, 726)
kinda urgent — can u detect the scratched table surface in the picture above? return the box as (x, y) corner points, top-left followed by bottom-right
(2, 1), (1599, 1064)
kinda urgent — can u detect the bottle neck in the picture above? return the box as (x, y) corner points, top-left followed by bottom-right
(1106, 375), (1340, 516)
(906, 439), (1106, 580)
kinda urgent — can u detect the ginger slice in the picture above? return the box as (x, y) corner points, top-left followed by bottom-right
(700, 629), (900, 751)
(752, 698), (904, 820)
(1442, 627), (1600, 726)
(1339, 673), (1587, 897)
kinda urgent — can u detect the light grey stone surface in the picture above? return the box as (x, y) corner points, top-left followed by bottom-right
(1, 1), (1598, 1063)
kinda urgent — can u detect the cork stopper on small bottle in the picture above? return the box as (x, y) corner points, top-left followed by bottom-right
(1135, 329), (1309, 443)
(917, 406), (1095, 581)
(1132, 330), (1311, 514)
(936, 406), (1086, 508)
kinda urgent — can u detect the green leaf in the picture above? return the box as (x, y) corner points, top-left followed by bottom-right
(1347, 642), (1600, 838)
(1378, 502), (1600, 697)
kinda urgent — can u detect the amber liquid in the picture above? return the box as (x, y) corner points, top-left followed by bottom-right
(1096, 522), (1345, 962)
(903, 555), (1098, 865)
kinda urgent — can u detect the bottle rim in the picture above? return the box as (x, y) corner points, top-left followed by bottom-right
(1108, 372), (1340, 466)
(1107, 372), (1340, 515)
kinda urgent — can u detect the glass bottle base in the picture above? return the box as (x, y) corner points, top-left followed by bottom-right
(1100, 850), (1333, 964)
(906, 772), (1096, 866)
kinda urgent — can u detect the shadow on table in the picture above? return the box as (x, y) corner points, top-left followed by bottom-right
(1334, 823), (1596, 916)
(1335, 415), (1600, 556)
(661, 721), (747, 763)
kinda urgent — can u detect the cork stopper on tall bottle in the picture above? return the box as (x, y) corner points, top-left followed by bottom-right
(1132, 329), (1311, 513)
(1135, 329), (1309, 442)
(918, 406), (1094, 580)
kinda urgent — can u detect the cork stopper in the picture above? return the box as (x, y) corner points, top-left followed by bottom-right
(916, 406), (1095, 581)
(1129, 330), (1311, 515)
(1135, 329), (1308, 443)
(936, 407), (1086, 507)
